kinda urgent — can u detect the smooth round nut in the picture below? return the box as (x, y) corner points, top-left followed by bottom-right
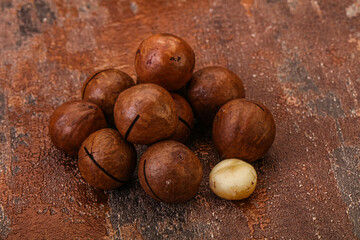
(168, 93), (194, 143)
(209, 159), (257, 200)
(82, 69), (135, 126)
(78, 128), (137, 190)
(138, 140), (203, 203)
(186, 66), (245, 126)
(114, 83), (178, 145)
(213, 99), (276, 162)
(135, 33), (195, 91)
(49, 100), (107, 155)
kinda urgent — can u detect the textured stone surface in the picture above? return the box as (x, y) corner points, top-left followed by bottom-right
(0, 0), (359, 239)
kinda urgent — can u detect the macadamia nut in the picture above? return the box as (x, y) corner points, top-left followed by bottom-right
(213, 99), (276, 162)
(135, 33), (195, 91)
(82, 69), (135, 126)
(78, 128), (137, 190)
(114, 83), (178, 145)
(168, 93), (194, 143)
(186, 66), (245, 126)
(138, 140), (203, 203)
(209, 159), (257, 200)
(49, 100), (107, 155)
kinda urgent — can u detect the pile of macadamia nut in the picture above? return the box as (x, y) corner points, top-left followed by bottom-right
(49, 33), (276, 203)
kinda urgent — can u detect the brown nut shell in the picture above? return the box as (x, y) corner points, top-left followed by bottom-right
(186, 66), (245, 126)
(138, 140), (203, 203)
(168, 93), (194, 143)
(135, 33), (195, 91)
(114, 83), (178, 145)
(213, 99), (276, 162)
(82, 69), (135, 126)
(49, 100), (107, 155)
(78, 128), (137, 190)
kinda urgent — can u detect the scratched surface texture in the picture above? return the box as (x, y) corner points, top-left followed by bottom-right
(0, 0), (360, 239)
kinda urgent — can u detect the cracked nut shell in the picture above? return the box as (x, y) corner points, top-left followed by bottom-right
(78, 128), (137, 190)
(49, 100), (107, 155)
(138, 140), (203, 203)
(82, 69), (135, 126)
(135, 33), (195, 91)
(213, 99), (276, 162)
(168, 93), (194, 143)
(186, 66), (245, 126)
(114, 83), (178, 145)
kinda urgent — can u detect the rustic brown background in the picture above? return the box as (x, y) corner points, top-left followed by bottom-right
(1, 0), (360, 239)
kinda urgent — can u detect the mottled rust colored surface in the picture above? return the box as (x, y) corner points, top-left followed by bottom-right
(0, 0), (359, 239)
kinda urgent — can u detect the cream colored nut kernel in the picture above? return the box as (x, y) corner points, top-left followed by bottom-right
(209, 159), (257, 200)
